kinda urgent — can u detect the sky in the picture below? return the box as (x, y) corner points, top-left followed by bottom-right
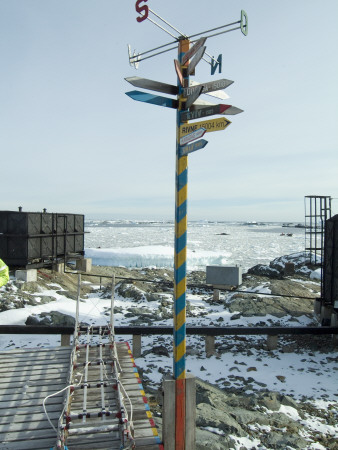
(1, 0), (337, 222)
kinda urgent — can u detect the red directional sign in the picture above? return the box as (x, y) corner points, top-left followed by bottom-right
(174, 59), (184, 87)
(181, 104), (243, 121)
(181, 104), (231, 122)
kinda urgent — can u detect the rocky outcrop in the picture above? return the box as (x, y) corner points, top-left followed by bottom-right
(25, 311), (75, 327)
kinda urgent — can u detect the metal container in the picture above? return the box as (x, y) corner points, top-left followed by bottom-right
(322, 214), (338, 309)
(0, 210), (85, 268)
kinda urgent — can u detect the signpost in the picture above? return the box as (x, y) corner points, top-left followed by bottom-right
(125, 76), (178, 95)
(184, 85), (203, 109)
(179, 139), (208, 156)
(180, 117), (231, 136)
(125, 90), (178, 108)
(126, 5), (247, 448)
(181, 104), (243, 122)
(181, 37), (207, 65)
(183, 78), (233, 97)
(187, 46), (206, 75)
(179, 127), (206, 146)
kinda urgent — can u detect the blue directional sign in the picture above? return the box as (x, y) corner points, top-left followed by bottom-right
(125, 90), (178, 109)
(179, 139), (208, 157)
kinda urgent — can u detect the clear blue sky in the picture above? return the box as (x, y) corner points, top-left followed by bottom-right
(1, 0), (337, 222)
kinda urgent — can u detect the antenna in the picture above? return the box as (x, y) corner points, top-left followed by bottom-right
(129, 5), (248, 72)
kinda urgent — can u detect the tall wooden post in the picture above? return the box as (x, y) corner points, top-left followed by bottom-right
(174, 37), (190, 450)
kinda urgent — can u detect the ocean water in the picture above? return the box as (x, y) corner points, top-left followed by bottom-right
(84, 220), (305, 272)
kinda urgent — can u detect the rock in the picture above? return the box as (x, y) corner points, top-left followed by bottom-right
(261, 392), (281, 411)
(196, 428), (233, 450)
(196, 403), (246, 436)
(281, 395), (300, 410)
(25, 311), (75, 327)
(248, 264), (282, 278)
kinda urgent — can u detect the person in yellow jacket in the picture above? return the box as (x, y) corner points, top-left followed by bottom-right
(0, 258), (9, 287)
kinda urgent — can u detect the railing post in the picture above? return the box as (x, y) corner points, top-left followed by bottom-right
(132, 334), (142, 358)
(61, 334), (71, 347)
(267, 334), (278, 350)
(205, 335), (215, 357)
(110, 274), (115, 336)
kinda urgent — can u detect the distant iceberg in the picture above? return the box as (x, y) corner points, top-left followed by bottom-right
(85, 245), (230, 270)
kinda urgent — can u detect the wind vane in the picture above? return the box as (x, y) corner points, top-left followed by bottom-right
(125, 3), (248, 449)
(129, 1), (248, 74)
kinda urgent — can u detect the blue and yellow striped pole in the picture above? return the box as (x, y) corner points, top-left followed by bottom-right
(174, 37), (189, 450)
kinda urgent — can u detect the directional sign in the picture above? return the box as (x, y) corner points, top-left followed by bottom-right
(179, 128), (206, 146)
(180, 117), (231, 136)
(190, 80), (230, 100)
(174, 59), (184, 87)
(179, 139), (208, 157)
(184, 85), (203, 110)
(187, 46), (206, 75)
(125, 77), (178, 95)
(182, 37), (207, 65)
(181, 104), (243, 121)
(125, 90), (178, 109)
(183, 79), (233, 98)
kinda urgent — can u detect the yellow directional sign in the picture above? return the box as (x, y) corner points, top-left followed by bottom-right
(179, 117), (231, 136)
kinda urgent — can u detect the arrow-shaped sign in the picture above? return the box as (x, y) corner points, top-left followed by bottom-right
(179, 128), (206, 146)
(190, 80), (230, 100)
(184, 85), (204, 110)
(183, 79), (233, 98)
(179, 139), (208, 157)
(187, 46), (206, 75)
(182, 37), (207, 66)
(181, 104), (243, 121)
(125, 77), (178, 96)
(180, 117), (231, 136)
(125, 90), (178, 109)
(174, 59), (184, 87)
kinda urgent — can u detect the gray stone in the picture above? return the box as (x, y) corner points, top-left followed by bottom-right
(25, 311), (75, 327)
(196, 403), (246, 436)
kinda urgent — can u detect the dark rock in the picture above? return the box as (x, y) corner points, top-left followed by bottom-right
(248, 264), (282, 278)
(25, 311), (75, 327)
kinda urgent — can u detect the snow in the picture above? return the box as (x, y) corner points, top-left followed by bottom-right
(84, 222), (306, 272)
(85, 246), (230, 271)
(0, 222), (336, 446)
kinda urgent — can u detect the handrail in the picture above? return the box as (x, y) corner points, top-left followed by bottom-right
(0, 325), (337, 336)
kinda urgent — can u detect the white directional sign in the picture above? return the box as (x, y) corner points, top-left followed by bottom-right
(183, 79), (233, 98)
(179, 128), (206, 146)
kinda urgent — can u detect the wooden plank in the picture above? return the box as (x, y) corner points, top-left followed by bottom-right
(0, 436), (59, 450)
(0, 346), (71, 356)
(0, 417), (59, 434)
(0, 381), (66, 396)
(0, 402), (63, 417)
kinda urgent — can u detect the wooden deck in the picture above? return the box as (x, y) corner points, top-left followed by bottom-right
(0, 346), (72, 449)
(0, 343), (163, 449)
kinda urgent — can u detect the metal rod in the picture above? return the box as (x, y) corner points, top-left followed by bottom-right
(146, 16), (178, 40)
(149, 8), (187, 38)
(110, 274), (115, 337)
(82, 328), (91, 422)
(74, 274), (81, 343)
(131, 44), (178, 63)
(200, 25), (241, 40)
(130, 39), (177, 59)
(187, 20), (241, 39)
(99, 329), (106, 415)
